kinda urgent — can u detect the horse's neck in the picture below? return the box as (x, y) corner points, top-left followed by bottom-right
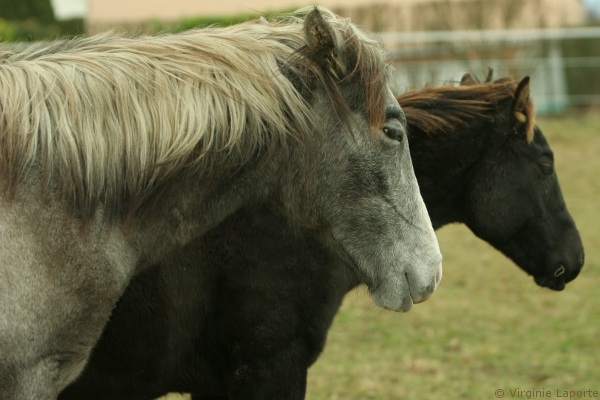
(408, 124), (495, 229)
(132, 154), (283, 269)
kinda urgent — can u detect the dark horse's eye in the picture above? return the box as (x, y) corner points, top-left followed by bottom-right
(540, 161), (554, 176)
(383, 126), (403, 142)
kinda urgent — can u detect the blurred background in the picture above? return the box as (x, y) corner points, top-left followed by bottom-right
(2, 1), (598, 399)
(3, 0), (600, 113)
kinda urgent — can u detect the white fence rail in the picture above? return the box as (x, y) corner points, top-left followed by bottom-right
(374, 26), (600, 114)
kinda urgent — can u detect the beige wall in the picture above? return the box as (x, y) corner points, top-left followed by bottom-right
(88, 0), (364, 23)
(87, 0), (584, 31)
(88, 0), (299, 23)
(332, 0), (584, 32)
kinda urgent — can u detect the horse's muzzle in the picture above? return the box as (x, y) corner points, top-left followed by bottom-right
(413, 261), (443, 304)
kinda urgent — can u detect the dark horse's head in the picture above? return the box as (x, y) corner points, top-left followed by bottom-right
(401, 72), (583, 290)
(461, 74), (584, 290)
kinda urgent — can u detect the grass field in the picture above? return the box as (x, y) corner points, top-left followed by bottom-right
(160, 109), (600, 400)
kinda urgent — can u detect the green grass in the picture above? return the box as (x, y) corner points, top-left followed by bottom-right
(159, 109), (600, 400)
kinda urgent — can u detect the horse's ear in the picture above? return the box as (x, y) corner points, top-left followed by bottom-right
(512, 76), (536, 143)
(461, 69), (493, 86)
(460, 73), (476, 86)
(303, 7), (343, 72)
(485, 67), (494, 83)
(512, 76), (530, 123)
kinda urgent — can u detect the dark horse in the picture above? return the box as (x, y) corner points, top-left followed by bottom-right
(0, 8), (443, 399)
(58, 74), (584, 400)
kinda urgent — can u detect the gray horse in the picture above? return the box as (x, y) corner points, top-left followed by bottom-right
(0, 7), (441, 399)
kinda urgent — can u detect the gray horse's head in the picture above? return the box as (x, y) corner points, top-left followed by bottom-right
(278, 8), (442, 312)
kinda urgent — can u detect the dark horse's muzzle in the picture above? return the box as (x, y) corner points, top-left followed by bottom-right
(534, 247), (585, 291)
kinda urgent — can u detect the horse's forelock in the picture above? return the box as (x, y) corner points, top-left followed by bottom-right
(335, 22), (390, 132)
(284, 7), (390, 134)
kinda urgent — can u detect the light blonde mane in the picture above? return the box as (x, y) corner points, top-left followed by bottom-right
(0, 7), (389, 219)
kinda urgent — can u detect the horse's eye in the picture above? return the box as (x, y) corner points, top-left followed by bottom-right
(383, 126), (403, 142)
(540, 161), (554, 176)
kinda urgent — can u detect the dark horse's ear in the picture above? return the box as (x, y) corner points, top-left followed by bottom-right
(304, 7), (344, 75)
(485, 67), (494, 83)
(461, 68), (493, 86)
(512, 76), (530, 123)
(512, 76), (535, 143)
(460, 73), (477, 86)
